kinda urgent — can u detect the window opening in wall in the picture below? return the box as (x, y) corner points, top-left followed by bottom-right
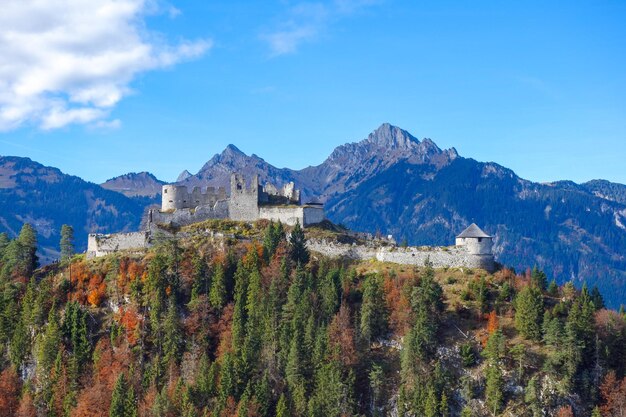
(478, 238), (482, 242)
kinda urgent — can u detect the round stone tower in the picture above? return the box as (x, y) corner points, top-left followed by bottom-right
(455, 223), (493, 255)
(161, 185), (189, 211)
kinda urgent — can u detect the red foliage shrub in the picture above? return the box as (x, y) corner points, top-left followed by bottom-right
(0, 367), (21, 417)
(328, 303), (358, 367)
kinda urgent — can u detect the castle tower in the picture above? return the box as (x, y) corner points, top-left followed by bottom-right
(162, 185), (189, 211)
(455, 223), (493, 255)
(228, 174), (260, 221)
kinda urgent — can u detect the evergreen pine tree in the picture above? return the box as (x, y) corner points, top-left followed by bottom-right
(18, 223), (38, 268)
(514, 285), (544, 341)
(530, 266), (547, 291)
(360, 274), (388, 345)
(485, 364), (504, 415)
(110, 374), (127, 417)
(276, 393), (290, 417)
(162, 299), (182, 366)
(547, 279), (558, 296)
(209, 263), (227, 310)
(288, 221), (309, 266)
(590, 286), (605, 310)
(440, 392), (449, 417)
(60, 224), (74, 261)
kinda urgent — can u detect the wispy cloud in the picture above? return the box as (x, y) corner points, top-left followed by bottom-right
(0, 0), (211, 131)
(261, 0), (379, 57)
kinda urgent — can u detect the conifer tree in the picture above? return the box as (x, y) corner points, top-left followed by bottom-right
(18, 223), (38, 276)
(514, 285), (544, 341)
(60, 224), (74, 261)
(263, 221), (284, 261)
(276, 393), (290, 417)
(288, 221), (309, 266)
(440, 392), (449, 417)
(110, 374), (128, 417)
(590, 286), (605, 310)
(485, 364), (504, 415)
(530, 266), (547, 291)
(162, 299), (182, 366)
(209, 263), (227, 310)
(547, 279), (558, 296)
(360, 274), (388, 345)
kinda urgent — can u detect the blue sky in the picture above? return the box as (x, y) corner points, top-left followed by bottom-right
(0, 0), (625, 185)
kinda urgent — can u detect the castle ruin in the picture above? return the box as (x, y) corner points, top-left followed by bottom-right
(153, 173), (324, 227)
(86, 172), (495, 273)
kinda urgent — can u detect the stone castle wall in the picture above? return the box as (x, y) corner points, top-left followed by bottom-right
(151, 200), (229, 227)
(258, 205), (325, 226)
(307, 239), (495, 272)
(87, 231), (150, 258)
(162, 185), (226, 211)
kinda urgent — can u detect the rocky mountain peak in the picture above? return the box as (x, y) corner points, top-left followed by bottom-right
(365, 123), (421, 150)
(176, 170), (192, 182)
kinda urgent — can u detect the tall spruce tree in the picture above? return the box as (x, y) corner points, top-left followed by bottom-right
(530, 266), (547, 291)
(515, 285), (544, 341)
(288, 221), (309, 266)
(360, 274), (388, 345)
(60, 224), (74, 261)
(110, 374), (128, 417)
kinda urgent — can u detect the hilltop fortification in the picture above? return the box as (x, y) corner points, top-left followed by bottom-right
(152, 173), (324, 227)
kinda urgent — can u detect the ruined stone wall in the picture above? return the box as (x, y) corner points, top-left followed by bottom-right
(307, 240), (495, 272)
(259, 206), (304, 226)
(162, 185), (226, 211)
(152, 200), (229, 227)
(87, 231), (150, 258)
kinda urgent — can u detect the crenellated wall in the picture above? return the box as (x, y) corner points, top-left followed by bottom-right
(161, 184), (227, 211)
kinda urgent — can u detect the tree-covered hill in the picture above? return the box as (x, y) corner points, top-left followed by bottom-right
(0, 156), (146, 263)
(0, 221), (624, 417)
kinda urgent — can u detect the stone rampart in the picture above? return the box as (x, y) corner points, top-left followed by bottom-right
(87, 231), (150, 258)
(307, 239), (495, 272)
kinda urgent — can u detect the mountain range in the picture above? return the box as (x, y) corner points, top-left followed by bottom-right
(1, 123), (625, 307)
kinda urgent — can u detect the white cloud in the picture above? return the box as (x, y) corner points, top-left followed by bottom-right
(261, 0), (379, 56)
(0, 0), (211, 131)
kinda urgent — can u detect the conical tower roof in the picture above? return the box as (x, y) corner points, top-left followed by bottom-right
(456, 223), (491, 238)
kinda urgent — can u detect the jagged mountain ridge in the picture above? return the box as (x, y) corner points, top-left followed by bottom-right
(179, 123), (458, 202)
(101, 171), (165, 198)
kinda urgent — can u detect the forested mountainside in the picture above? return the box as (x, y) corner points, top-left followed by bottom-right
(0, 157), (146, 263)
(0, 220), (624, 417)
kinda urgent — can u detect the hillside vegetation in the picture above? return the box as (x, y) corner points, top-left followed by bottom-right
(0, 221), (624, 417)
